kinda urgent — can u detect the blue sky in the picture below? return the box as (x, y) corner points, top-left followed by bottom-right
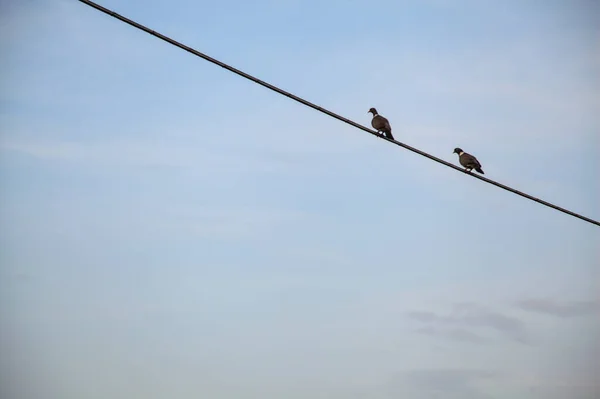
(1, 0), (599, 398)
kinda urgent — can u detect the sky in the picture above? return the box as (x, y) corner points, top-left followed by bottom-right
(0, 0), (599, 398)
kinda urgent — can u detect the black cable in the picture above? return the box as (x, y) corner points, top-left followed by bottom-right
(76, 0), (600, 228)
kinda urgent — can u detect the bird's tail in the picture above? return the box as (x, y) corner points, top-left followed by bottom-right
(386, 132), (394, 140)
(475, 167), (484, 174)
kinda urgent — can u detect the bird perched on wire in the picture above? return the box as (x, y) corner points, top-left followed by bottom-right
(368, 107), (394, 140)
(453, 148), (484, 174)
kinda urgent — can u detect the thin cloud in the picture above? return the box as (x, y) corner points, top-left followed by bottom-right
(391, 368), (497, 399)
(0, 138), (288, 174)
(407, 303), (529, 344)
(415, 326), (487, 344)
(516, 298), (599, 318)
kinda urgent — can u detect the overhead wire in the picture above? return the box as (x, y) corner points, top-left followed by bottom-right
(77, 0), (600, 228)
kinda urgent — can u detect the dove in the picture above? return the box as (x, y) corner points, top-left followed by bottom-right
(453, 147), (484, 174)
(368, 107), (394, 140)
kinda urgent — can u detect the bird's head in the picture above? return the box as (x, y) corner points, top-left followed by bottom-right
(368, 107), (377, 115)
(453, 147), (463, 155)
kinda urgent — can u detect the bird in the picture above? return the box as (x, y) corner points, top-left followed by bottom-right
(368, 107), (394, 140)
(453, 148), (484, 174)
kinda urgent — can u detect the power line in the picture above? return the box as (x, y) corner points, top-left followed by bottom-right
(77, 0), (600, 228)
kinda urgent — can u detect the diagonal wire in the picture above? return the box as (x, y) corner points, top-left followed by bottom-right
(77, 0), (600, 228)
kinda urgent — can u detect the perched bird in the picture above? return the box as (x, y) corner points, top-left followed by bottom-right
(453, 147), (484, 174)
(368, 107), (394, 140)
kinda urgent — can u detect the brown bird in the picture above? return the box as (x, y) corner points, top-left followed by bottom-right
(453, 147), (484, 174)
(368, 107), (394, 140)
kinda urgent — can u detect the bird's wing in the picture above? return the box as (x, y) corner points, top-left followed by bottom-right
(464, 154), (481, 168)
(378, 116), (391, 131)
(384, 118), (392, 131)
